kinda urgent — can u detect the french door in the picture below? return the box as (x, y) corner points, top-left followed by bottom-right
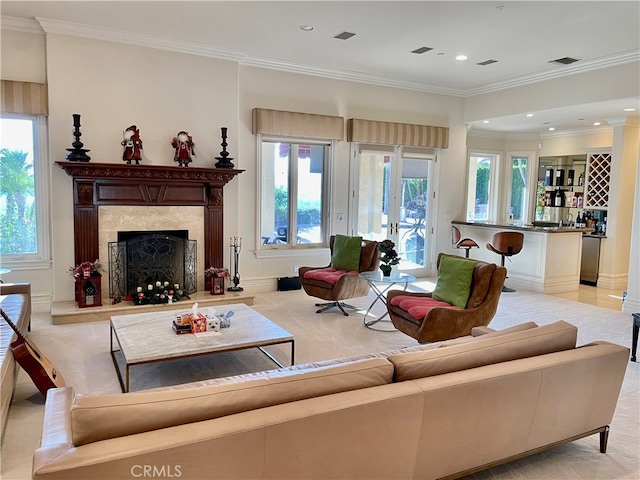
(350, 144), (435, 277)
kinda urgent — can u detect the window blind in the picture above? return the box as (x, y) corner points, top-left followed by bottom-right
(347, 118), (448, 148)
(1, 80), (48, 115)
(252, 108), (344, 140)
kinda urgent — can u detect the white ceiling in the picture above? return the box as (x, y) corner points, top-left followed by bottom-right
(2, 1), (639, 134)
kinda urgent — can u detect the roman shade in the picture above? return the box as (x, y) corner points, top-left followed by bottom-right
(1, 80), (48, 115)
(347, 118), (449, 148)
(252, 108), (344, 140)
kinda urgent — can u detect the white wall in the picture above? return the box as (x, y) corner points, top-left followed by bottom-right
(238, 66), (466, 283)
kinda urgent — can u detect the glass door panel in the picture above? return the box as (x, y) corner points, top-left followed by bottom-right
(398, 157), (429, 270)
(355, 149), (394, 243)
(354, 146), (433, 276)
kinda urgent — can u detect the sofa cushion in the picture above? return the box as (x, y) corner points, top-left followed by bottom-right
(432, 255), (476, 308)
(389, 320), (577, 382)
(331, 234), (363, 271)
(70, 356), (393, 446)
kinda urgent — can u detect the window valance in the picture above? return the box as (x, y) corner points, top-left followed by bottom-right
(347, 118), (448, 149)
(252, 108), (344, 141)
(1, 80), (48, 115)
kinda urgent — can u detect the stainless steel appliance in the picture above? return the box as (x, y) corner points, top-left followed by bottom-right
(580, 236), (601, 285)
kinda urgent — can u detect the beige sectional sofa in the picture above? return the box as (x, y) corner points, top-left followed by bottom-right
(0, 282), (31, 440)
(33, 320), (628, 480)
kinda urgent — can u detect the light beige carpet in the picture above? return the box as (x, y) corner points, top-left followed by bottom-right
(1, 286), (638, 479)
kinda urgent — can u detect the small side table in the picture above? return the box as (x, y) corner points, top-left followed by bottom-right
(358, 271), (416, 331)
(631, 313), (640, 362)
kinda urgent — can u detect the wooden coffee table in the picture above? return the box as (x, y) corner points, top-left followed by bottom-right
(110, 303), (294, 392)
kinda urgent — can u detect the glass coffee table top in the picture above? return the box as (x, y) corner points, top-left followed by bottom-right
(358, 271), (416, 331)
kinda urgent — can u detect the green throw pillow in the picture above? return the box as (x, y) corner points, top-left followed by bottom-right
(432, 255), (476, 308)
(331, 235), (363, 271)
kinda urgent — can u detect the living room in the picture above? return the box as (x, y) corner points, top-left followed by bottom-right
(1, 2), (639, 479)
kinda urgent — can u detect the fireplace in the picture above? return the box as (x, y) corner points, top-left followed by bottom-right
(108, 230), (197, 299)
(56, 162), (243, 294)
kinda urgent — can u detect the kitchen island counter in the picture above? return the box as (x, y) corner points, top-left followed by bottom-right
(452, 221), (587, 294)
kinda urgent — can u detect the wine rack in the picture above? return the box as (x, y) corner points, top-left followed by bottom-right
(585, 151), (611, 208)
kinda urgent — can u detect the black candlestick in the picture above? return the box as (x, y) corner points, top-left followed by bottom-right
(65, 114), (91, 162)
(214, 127), (235, 168)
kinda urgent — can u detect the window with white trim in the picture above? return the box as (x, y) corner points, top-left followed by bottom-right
(0, 114), (50, 266)
(466, 152), (499, 221)
(258, 137), (330, 248)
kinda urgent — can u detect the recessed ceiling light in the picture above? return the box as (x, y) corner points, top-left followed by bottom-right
(593, 122), (601, 126)
(526, 113), (534, 117)
(455, 55), (468, 61)
(482, 120), (490, 124)
(623, 108), (637, 112)
(299, 25), (314, 32)
(548, 127), (555, 131)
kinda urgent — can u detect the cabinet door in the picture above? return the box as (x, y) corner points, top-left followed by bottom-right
(585, 150), (611, 209)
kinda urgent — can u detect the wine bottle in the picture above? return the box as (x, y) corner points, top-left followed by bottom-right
(578, 172), (584, 186)
(555, 169), (565, 186)
(554, 188), (563, 207)
(576, 212), (582, 228)
(567, 170), (574, 186)
(545, 168), (554, 186)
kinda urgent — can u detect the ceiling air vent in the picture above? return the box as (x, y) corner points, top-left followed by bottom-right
(411, 47), (433, 54)
(477, 59), (498, 66)
(549, 57), (580, 65)
(334, 31), (356, 40)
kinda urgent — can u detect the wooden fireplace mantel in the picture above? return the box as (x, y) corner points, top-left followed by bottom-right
(56, 161), (243, 281)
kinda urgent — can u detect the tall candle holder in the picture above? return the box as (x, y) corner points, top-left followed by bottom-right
(214, 127), (235, 168)
(228, 236), (243, 291)
(65, 114), (91, 162)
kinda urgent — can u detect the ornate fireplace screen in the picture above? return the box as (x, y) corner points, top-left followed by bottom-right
(108, 231), (197, 299)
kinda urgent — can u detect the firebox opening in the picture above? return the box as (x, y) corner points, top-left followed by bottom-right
(108, 230), (197, 299)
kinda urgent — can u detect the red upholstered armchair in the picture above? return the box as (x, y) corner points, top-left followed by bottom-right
(299, 236), (379, 316)
(386, 253), (506, 343)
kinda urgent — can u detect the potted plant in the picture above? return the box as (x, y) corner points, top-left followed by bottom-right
(378, 240), (400, 276)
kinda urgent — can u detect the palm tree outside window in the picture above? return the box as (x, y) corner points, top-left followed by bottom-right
(1, 115), (50, 264)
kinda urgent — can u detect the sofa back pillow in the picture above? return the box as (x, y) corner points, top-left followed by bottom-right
(389, 320), (577, 382)
(71, 357), (393, 446)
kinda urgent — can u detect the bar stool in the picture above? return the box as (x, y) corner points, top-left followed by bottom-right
(486, 231), (524, 292)
(451, 226), (479, 258)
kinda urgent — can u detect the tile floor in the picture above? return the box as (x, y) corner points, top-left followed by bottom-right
(549, 283), (627, 311)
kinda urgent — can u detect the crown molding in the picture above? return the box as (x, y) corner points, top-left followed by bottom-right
(5, 15), (637, 99)
(1, 16), (44, 35)
(467, 50), (640, 96)
(540, 125), (613, 138)
(35, 17), (244, 62)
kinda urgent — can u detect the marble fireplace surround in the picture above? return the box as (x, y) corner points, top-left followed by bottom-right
(56, 162), (243, 293)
